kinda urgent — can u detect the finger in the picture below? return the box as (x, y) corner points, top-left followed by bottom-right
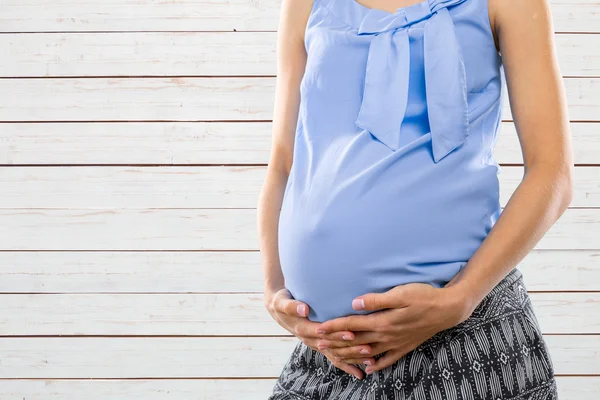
(365, 348), (408, 374)
(353, 287), (406, 312)
(322, 342), (374, 357)
(330, 330), (378, 344)
(315, 337), (360, 351)
(313, 332), (356, 347)
(325, 344), (376, 361)
(303, 337), (352, 352)
(324, 351), (364, 380)
(293, 319), (331, 341)
(316, 314), (377, 334)
(317, 330), (356, 342)
(341, 356), (377, 367)
(315, 331), (379, 350)
(273, 289), (311, 317)
(327, 340), (389, 362)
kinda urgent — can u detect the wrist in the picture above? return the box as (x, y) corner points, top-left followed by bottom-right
(264, 285), (286, 308)
(443, 283), (479, 326)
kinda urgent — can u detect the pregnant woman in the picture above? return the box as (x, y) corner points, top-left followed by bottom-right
(257, 0), (573, 397)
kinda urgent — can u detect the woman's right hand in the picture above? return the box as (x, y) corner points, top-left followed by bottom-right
(265, 288), (367, 380)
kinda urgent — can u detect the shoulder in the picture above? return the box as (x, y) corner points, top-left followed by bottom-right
(488, 0), (553, 53)
(277, 0), (315, 43)
(279, 0), (315, 21)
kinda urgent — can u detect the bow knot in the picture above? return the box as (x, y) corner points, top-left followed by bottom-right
(354, 0), (470, 163)
(357, 1), (431, 35)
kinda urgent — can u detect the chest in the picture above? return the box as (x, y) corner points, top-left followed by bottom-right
(354, 0), (433, 14)
(303, 0), (501, 95)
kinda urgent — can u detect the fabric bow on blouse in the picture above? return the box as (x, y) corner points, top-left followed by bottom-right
(354, 0), (470, 163)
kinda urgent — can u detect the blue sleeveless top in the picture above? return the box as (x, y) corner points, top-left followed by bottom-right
(277, 0), (505, 322)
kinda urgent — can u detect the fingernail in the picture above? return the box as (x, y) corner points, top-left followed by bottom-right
(342, 334), (351, 340)
(316, 329), (325, 334)
(363, 360), (371, 365)
(352, 298), (365, 310)
(360, 348), (370, 355)
(297, 304), (306, 316)
(365, 367), (373, 374)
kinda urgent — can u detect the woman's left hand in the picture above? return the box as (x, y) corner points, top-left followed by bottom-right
(314, 283), (475, 375)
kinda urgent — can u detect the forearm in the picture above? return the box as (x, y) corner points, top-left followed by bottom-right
(257, 160), (290, 304)
(446, 162), (573, 320)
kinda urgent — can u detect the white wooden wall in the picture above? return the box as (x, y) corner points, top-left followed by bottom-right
(0, 0), (598, 398)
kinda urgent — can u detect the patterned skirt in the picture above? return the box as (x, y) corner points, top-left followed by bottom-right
(268, 268), (558, 400)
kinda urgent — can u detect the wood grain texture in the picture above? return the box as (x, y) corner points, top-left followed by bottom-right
(0, 166), (266, 209)
(0, 208), (261, 251)
(0, 292), (596, 335)
(0, 380), (276, 400)
(0, 32), (277, 77)
(0, 0), (596, 33)
(1, 33), (596, 77)
(0, 122), (597, 165)
(0, 122), (273, 165)
(0, 250), (599, 293)
(0, 77), (596, 122)
(0, 166), (598, 208)
(0, 78), (275, 122)
(0, 377), (596, 400)
(0, 336), (597, 378)
(0, 208), (598, 251)
(2, 0), (598, 395)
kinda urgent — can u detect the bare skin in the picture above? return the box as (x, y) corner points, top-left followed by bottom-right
(257, 0), (573, 381)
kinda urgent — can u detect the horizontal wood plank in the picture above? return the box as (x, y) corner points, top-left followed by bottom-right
(0, 78), (275, 122)
(0, 122), (597, 165)
(0, 208), (261, 251)
(0, 122), (273, 165)
(0, 208), (598, 251)
(1, 33), (596, 77)
(0, 0), (596, 33)
(0, 251), (265, 293)
(0, 166), (598, 208)
(2, 0), (597, 396)
(0, 377), (596, 400)
(0, 166), (265, 209)
(0, 0), (281, 33)
(1, 32), (276, 77)
(0, 336), (596, 378)
(0, 380), (275, 400)
(0, 250), (599, 293)
(0, 78), (596, 122)
(0, 292), (596, 335)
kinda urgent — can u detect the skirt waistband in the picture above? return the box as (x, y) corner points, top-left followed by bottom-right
(484, 266), (523, 297)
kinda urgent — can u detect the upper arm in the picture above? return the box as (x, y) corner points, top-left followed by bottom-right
(269, 0), (314, 175)
(490, 0), (573, 172)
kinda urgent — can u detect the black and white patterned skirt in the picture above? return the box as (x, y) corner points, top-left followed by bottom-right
(268, 267), (558, 400)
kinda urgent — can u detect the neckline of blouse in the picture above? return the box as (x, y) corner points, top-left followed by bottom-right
(321, 0), (463, 31)
(352, 0), (432, 15)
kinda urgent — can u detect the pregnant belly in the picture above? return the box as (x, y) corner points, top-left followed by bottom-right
(277, 167), (498, 323)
